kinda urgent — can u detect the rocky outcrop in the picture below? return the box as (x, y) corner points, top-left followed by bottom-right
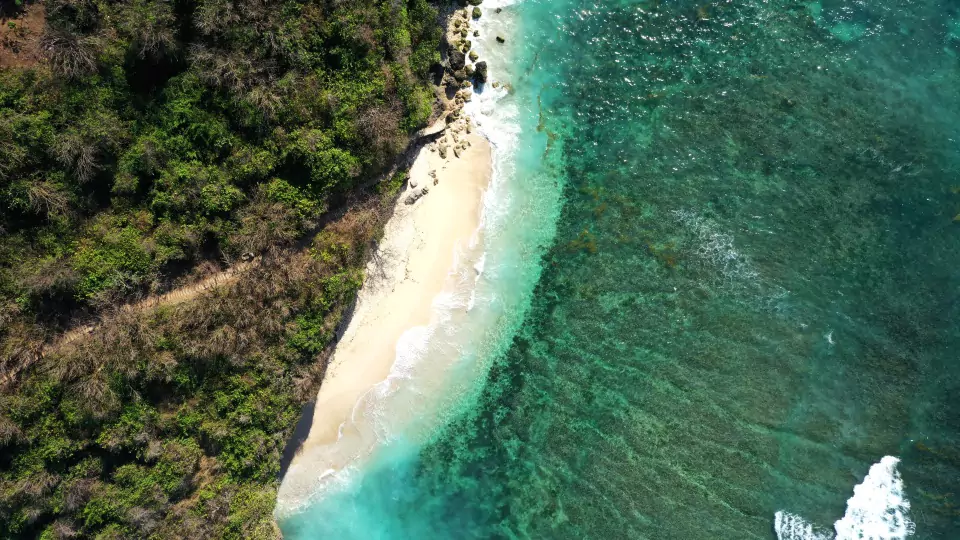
(474, 61), (488, 83)
(448, 47), (466, 71)
(404, 186), (429, 205)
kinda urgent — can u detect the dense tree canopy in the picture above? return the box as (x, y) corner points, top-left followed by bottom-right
(1, 0), (440, 316)
(0, 0), (445, 537)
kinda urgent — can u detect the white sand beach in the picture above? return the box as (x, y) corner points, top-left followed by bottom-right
(277, 129), (492, 508)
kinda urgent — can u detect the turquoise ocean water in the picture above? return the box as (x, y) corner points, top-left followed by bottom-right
(280, 0), (960, 537)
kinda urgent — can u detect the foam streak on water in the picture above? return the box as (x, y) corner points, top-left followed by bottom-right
(775, 456), (915, 540)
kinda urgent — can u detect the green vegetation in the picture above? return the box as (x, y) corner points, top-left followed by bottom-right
(0, 0), (447, 537)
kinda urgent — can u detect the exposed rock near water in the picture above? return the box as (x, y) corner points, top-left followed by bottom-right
(474, 61), (488, 83)
(448, 47), (466, 71)
(433, 2), (486, 164)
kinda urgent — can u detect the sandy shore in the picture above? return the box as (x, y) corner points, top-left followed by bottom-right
(277, 129), (491, 508)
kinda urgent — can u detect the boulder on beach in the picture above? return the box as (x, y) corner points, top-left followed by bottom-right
(472, 7), (481, 18)
(405, 190), (424, 204)
(448, 47), (466, 70)
(469, 50), (479, 62)
(404, 187), (428, 204)
(474, 61), (488, 83)
(496, 35), (505, 43)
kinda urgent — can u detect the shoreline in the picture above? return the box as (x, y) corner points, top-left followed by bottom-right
(276, 4), (503, 517)
(276, 127), (493, 511)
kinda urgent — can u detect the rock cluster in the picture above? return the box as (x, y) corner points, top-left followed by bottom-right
(405, 186), (429, 205)
(407, 0), (505, 205)
(474, 61), (488, 83)
(448, 48), (465, 71)
(443, 5), (491, 92)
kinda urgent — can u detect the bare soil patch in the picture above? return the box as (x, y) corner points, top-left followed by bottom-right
(0, 1), (45, 70)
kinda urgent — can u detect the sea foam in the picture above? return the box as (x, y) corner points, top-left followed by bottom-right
(774, 456), (915, 540)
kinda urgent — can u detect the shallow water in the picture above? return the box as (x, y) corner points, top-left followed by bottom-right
(279, 0), (960, 537)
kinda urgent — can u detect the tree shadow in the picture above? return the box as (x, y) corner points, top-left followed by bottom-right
(277, 400), (317, 480)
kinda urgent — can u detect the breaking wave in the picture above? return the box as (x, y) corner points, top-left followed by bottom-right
(775, 456), (915, 540)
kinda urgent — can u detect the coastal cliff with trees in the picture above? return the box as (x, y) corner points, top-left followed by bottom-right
(0, 0), (458, 537)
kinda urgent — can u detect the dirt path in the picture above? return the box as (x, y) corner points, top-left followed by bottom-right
(0, 261), (251, 388)
(57, 261), (251, 346)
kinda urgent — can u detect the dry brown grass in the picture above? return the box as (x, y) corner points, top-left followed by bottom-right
(53, 131), (100, 182)
(40, 28), (99, 80)
(357, 96), (407, 166)
(26, 181), (70, 216)
(1, 189), (391, 422)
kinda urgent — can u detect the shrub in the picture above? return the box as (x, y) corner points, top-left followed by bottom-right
(72, 222), (153, 300)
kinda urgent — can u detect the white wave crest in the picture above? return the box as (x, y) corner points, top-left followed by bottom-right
(835, 456), (915, 540)
(775, 511), (833, 540)
(774, 456), (915, 540)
